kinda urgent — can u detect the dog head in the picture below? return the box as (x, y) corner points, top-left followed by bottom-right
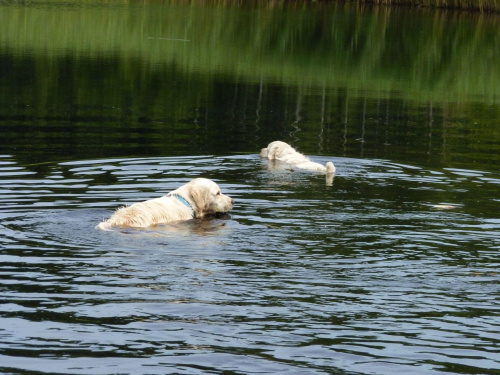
(175, 178), (234, 218)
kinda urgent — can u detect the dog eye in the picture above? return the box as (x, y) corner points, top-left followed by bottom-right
(216, 191), (221, 196)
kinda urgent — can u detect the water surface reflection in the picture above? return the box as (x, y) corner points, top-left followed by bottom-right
(0, 1), (499, 170)
(0, 1), (499, 373)
(0, 155), (498, 374)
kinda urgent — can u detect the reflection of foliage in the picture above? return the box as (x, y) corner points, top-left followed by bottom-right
(0, 1), (499, 171)
(0, 1), (498, 102)
(332, 0), (500, 13)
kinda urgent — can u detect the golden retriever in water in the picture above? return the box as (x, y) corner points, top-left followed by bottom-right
(261, 141), (335, 174)
(97, 178), (234, 230)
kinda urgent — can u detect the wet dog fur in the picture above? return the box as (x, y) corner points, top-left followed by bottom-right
(97, 178), (234, 230)
(260, 141), (335, 174)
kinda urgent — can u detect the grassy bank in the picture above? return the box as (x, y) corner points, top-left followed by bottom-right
(331, 0), (500, 12)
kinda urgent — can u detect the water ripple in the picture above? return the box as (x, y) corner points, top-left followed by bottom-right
(0, 155), (498, 374)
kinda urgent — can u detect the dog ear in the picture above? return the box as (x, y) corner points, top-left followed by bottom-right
(187, 185), (210, 217)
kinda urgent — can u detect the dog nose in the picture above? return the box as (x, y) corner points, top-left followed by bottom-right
(231, 198), (235, 205)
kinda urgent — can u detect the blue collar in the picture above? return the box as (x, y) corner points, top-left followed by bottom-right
(169, 193), (195, 217)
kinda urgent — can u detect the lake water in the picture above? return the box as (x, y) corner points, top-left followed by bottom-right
(0, 1), (499, 374)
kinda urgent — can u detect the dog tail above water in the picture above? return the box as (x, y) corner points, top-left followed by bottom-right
(326, 162), (336, 175)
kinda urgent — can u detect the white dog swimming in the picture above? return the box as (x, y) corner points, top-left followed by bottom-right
(260, 141), (335, 174)
(97, 178), (234, 230)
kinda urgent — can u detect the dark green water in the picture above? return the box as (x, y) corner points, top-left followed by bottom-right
(0, 1), (499, 374)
